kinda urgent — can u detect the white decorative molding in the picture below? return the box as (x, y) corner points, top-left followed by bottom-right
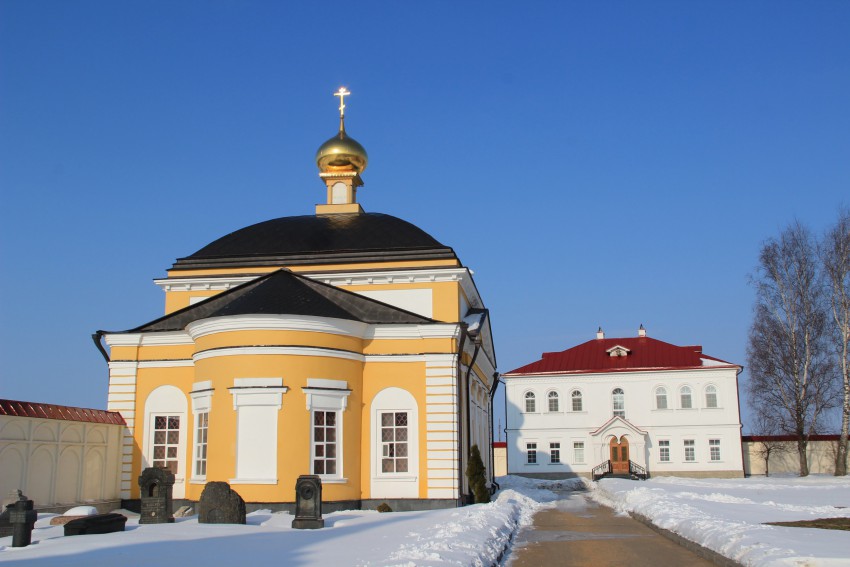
(195, 346), (364, 363)
(154, 276), (256, 293)
(367, 324), (459, 340)
(137, 360), (195, 368)
(303, 379), (351, 411)
(187, 315), (368, 340)
(104, 332), (192, 347)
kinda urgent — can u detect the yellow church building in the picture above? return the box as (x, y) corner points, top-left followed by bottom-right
(94, 89), (497, 511)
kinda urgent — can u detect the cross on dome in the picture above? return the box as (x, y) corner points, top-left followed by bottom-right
(334, 87), (351, 118)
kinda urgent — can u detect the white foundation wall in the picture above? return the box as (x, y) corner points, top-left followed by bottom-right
(0, 415), (124, 508)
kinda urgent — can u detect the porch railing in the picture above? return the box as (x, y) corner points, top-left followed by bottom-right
(629, 460), (648, 480)
(591, 460), (611, 481)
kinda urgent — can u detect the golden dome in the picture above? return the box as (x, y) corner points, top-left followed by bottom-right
(315, 120), (368, 174)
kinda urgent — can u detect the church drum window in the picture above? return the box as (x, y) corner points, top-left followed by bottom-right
(547, 391), (559, 412)
(380, 412), (409, 473)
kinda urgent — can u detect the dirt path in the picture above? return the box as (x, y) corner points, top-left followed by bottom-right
(504, 491), (715, 567)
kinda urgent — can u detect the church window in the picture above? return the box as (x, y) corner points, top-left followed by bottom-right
(705, 385), (718, 408)
(612, 388), (625, 418)
(524, 392), (536, 413)
(571, 390), (583, 412)
(573, 441), (585, 463)
(547, 391), (559, 412)
(684, 439), (695, 462)
(313, 411), (338, 475)
(380, 412), (409, 473)
(549, 442), (560, 464)
(193, 412), (208, 477)
(152, 416), (180, 474)
(709, 439), (721, 461)
(655, 387), (668, 409)
(680, 386), (693, 409)
(658, 440), (670, 462)
(526, 442), (537, 464)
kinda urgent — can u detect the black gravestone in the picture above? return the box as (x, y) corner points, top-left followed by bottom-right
(138, 467), (175, 524)
(292, 475), (324, 529)
(7, 491), (37, 547)
(198, 482), (246, 524)
(64, 513), (127, 536)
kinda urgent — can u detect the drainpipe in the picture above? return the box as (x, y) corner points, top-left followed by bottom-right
(488, 371), (500, 492)
(463, 338), (482, 503)
(735, 365), (746, 476)
(92, 331), (110, 362)
(455, 324), (468, 507)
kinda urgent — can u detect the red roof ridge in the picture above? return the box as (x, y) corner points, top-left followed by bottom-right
(0, 399), (126, 425)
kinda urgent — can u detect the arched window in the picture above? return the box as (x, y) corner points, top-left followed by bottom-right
(705, 385), (718, 408)
(547, 391), (559, 412)
(524, 391), (536, 413)
(655, 387), (668, 410)
(612, 388), (625, 418)
(571, 390), (583, 412)
(680, 386), (693, 409)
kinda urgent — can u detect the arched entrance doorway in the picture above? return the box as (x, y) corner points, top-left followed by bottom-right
(609, 436), (629, 474)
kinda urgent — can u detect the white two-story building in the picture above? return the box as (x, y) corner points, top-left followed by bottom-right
(503, 327), (744, 479)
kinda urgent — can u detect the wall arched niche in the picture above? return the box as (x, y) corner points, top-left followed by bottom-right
(56, 446), (81, 504)
(27, 447), (55, 506)
(0, 446), (25, 498)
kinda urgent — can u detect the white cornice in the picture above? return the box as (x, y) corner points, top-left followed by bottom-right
(501, 365), (739, 380)
(366, 324), (459, 340)
(154, 267), (484, 310)
(104, 332), (192, 347)
(137, 360), (194, 368)
(194, 346), (364, 362)
(154, 276), (256, 292)
(186, 315), (368, 340)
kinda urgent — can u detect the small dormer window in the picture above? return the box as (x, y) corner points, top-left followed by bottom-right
(606, 345), (631, 357)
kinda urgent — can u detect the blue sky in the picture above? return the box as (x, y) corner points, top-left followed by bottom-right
(1, 1), (848, 433)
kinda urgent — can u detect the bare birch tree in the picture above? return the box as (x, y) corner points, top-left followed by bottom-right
(747, 222), (836, 476)
(750, 411), (793, 477)
(821, 208), (850, 475)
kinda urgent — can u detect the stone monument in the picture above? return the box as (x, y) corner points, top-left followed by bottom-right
(7, 491), (37, 547)
(292, 475), (324, 529)
(198, 482), (246, 524)
(138, 467), (175, 524)
(64, 513), (127, 536)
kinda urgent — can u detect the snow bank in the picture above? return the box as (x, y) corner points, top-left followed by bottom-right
(0, 477), (583, 566)
(590, 475), (850, 567)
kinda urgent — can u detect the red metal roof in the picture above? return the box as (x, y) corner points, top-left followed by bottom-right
(505, 336), (738, 376)
(0, 399), (126, 425)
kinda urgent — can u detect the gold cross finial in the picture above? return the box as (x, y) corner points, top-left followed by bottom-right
(334, 87), (350, 118)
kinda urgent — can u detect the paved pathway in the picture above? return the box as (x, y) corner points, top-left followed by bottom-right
(505, 491), (714, 567)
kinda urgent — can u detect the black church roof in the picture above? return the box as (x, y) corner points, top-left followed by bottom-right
(171, 213), (458, 270)
(103, 269), (436, 334)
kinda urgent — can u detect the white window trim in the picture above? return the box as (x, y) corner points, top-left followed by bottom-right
(705, 384), (721, 409)
(304, 379), (351, 483)
(546, 390), (560, 413)
(189, 381), (213, 484)
(657, 439), (671, 463)
(548, 441), (561, 465)
(525, 441), (539, 465)
(572, 440), (585, 464)
(523, 390), (537, 413)
(228, 378), (288, 484)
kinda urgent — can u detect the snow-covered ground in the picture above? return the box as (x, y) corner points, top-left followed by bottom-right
(592, 475), (850, 567)
(0, 477), (579, 566)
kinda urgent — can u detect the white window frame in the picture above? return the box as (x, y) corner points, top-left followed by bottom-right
(684, 439), (695, 462)
(547, 391), (559, 412)
(303, 378), (351, 483)
(705, 385), (719, 408)
(680, 386), (693, 409)
(143, 385), (188, 498)
(189, 381), (213, 483)
(549, 442), (561, 464)
(612, 388), (625, 418)
(571, 390), (583, 412)
(573, 441), (585, 464)
(655, 387), (668, 410)
(709, 439), (721, 461)
(658, 439), (670, 462)
(524, 391), (536, 413)
(526, 442), (538, 465)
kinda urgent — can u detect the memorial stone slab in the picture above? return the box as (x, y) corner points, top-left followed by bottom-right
(138, 467), (175, 524)
(198, 482), (246, 524)
(292, 475), (324, 529)
(64, 513), (127, 536)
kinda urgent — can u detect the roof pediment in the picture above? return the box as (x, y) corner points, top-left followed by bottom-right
(590, 415), (647, 437)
